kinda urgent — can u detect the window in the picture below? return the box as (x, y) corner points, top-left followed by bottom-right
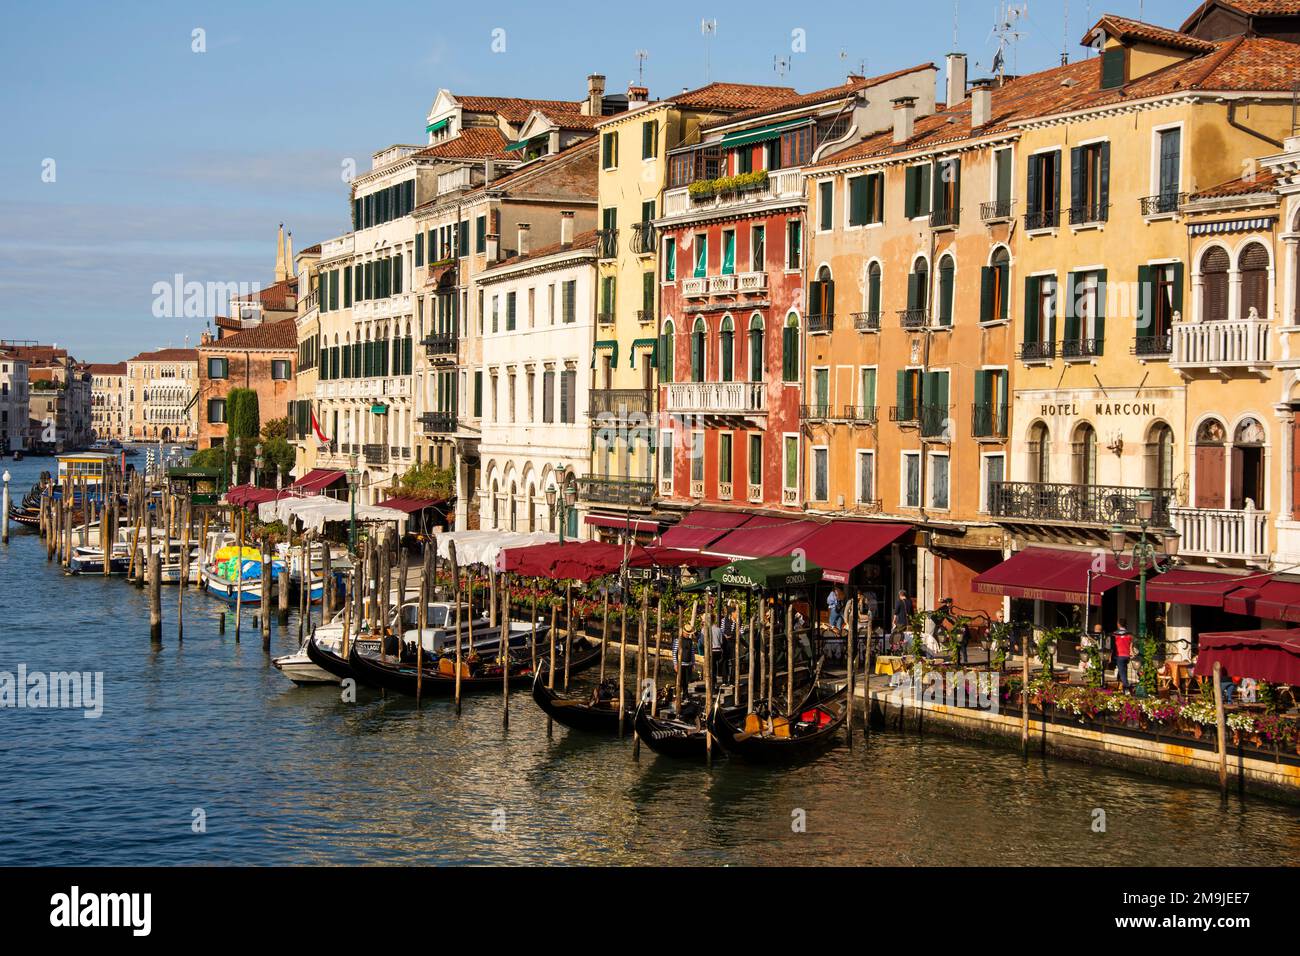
(720, 316), (735, 381)
(896, 367), (920, 421)
(809, 265), (835, 326)
(856, 450), (875, 504)
(904, 163), (932, 219)
(542, 370), (555, 423)
(866, 262), (882, 321)
(902, 452), (921, 508)
(207, 357), (228, 379)
(660, 319), (675, 383)
(1022, 275), (1058, 357)
(690, 317), (706, 382)
(1028, 422), (1051, 483)
(599, 275), (616, 318)
(929, 452), (950, 509)
(906, 257), (928, 321)
(207, 398), (226, 423)
(719, 433), (733, 485)
(933, 158), (960, 223)
(560, 369), (576, 424)
(1146, 423), (1174, 489)
(641, 120), (657, 160)
(859, 366), (877, 418)
(980, 453), (1005, 513)
(750, 225), (765, 271)
(786, 219), (802, 270)
(1200, 248), (1229, 322)
(848, 172), (883, 226)
(973, 368), (1008, 437)
(664, 237), (676, 281)
(1026, 150), (1061, 227)
(783, 435), (799, 493)
(562, 280), (576, 324)
(818, 181), (834, 231)
(271, 359), (291, 380)
(660, 430), (673, 492)
(642, 271), (655, 317)
(748, 433), (762, 488)
(1072, 423), (1098, 485)
(993, 147), (1012, 211)
(981, 248), (1011, 323)
(691, 431), (705, 482)
(812, 446), (829, 501)
(936, 255), (955, 326)
(748, 314), (764, 381)
(693, 233), (708, 278)
(473, 371), (483, 418)
(475, 215), (487, 253)
(811, 367), (829, 417)
(1069, 142), (1110, 224)
(602, 131), (618, 169)
(781, 312), (799, 381)
(506, 291), (517, 331)
(1156, 127), (1181, 202)
(1063, 270), (1106, 358)
(1138, 262), (1183, 348)
(1100, 47), (1126, 89)
(1239, 242), (1270, 319)
(721, 229), (736, 275)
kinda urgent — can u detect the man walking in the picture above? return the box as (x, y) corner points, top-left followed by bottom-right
(892, 589), (914, 648)
(1113, 623), (1133, 691)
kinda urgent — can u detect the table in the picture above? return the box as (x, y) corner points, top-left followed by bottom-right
(875, 655), (907, 676)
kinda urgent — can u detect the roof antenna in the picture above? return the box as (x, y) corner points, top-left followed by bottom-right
(701, 19), (718, 84)
(953, 0), (960, 49)
(1062, 0), (1070, 65)
(774, 54), (790, 79)
(635, 49), (649, 85)
(988, 1), (1027, 81)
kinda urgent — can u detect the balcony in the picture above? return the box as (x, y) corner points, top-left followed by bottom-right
(363, 443), (389, 466)
(889, 404), (918, 426)
(736, 271), (767, 293)
(899, 309), (929, 330)
(929, 206), (960, 229)
(589, 388), (653, 420)
(919, 404), (951, 439)
(1068, 204), (1109, 226)
(596, 312), (615, 325)
(665, 382), (765, 416)
(682, 277), (708, 298)
(707, 274), (737, 295)
(663, 168), (804, 218)
(852, 311), (881, 332)
(990, 481), (1174, 528)
(1024, 208), (1060, 231)
(971, 402), (1009, 439)
(1018, 341), (1056, 363)
(418, 411), (456, 434)
(807, 313), (834, 333)
(1171, 319), (1270, 372)
(981, 198), (1013, 222)
(420, 332), (457, 357)
(578, 476), (656, 507)
(1140, 192), (1185, 217)
(800, 403), (832, 421)
(596, 229), (619, 260)
(1132, 334), (1173, 358)
(1062, 337), (1104, 360)
(1170, 506), (1269, 562)
(845, 404), (878, 424)
(630, 221), (656, 255)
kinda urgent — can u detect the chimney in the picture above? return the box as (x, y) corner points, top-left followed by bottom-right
(486, 233), (499, 262)
(517, 222), (531, 257)
(560, 210), (574, 248)
(892, 96), (916, 144)
(945, 52), (967, 108)
(628, 83), (649, 109)
(548, 129), (561, 154)
(970, 79), (992, 128)
(586, 73), (606, 116)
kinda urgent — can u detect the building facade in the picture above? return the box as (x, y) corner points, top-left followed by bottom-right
(0, 350), (29, 453)
(89, 362), (128, 442)
(125, 348), (198, 443)
(197, 320), (296, 449)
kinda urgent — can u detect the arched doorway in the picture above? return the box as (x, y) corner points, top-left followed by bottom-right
(1194, 418), (1227, 507)
(1231, 417), (1266, 509)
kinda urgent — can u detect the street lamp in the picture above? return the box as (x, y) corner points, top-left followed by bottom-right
(254, 442), (265, 488)
(347, 452), (360, 552)
(232, 436), (242, 488)
(1110, 491), (1180, 696)
(546, 465), (580, 543)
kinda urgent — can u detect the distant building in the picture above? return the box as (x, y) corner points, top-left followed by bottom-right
(197, 318), (297, 450)
(88, 362), (129, 442)
(1, 343), (92, 450)
(125, 348), (199, 443)
(0, 348), (29, 453)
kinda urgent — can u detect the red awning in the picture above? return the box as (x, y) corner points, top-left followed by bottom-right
(224, 484), (281, 508)
(972, 547), (1139, 605)
(376, 495), (444, 514)
(793, 521), (911, 584)
(1223, 578), (1300, 623)
(706, 515), (824, 558)
(499, 541), (624, 581)
(659, 510), (752, 551)
(1144, 569), (1256, 608)
(1194, 629), (1300, 684)
(292, 468), (346, 493)
(585, 514), (660, 533)
(628, 546), (728, 571)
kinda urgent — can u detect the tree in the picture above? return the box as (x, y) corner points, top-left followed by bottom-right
(190, 447), (224, 470)
(227, 388), (260, 443)
(261, 417), (289, 442)
(395, 462), (453, 498)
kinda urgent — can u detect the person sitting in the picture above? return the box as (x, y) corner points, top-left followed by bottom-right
(1220, 671), (1237, 705)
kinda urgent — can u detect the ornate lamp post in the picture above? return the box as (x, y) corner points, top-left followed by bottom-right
(347, 452), (360, 552)
(231, 436), (242, 489)
(1109, 490), (1180, 697)
(546, 466), (580, 544)
(254, 442), (265, 488)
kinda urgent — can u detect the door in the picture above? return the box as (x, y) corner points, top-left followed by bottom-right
(1195, 443), (1225, 508)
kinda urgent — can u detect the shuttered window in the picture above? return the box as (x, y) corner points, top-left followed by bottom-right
(936, 256), (954, 326)
(641, 120), (657, 159)
(1201, 247), (1230, 321)
(1100, 48), (1126, 90)
(1239, 242), (1270, 319)
(642, 271), (655, 316)
(542, 371), (554, 423)
(781, 316), (799, 382)
(562, 280), (576, 324)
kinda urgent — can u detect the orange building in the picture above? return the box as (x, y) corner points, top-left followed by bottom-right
(197, 318), (297, 449)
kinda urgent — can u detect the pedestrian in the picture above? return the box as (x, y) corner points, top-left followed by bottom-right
(1113, 623), (1133, 691)
(892, 589), (914, 647)
(827, 586), (844, 639)
(674, 625), (695, 690)
(710, 617), (724, 684)
(721, 602), (738, 682)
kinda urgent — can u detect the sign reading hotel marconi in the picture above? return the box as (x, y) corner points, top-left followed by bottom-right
(1016, 387), (1184, 424)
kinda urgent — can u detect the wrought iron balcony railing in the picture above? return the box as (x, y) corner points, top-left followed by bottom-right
(363, 443), (389, 465)
(420, 332), (458, 356)
(929, 206), (959, 229)
(852, 311), (881, 332)
(1132, 334), (1173, 357)
(889, 404), (919, 425)
(596, 228), (619, 260)
(799, 403), (832, 421)
(1024, 208), (1060, 231)
(1140, 192), (1185, 217)
(990, 481), (1174, 527)
(899, 308), (929, 330)
(845, 404), (878, 424)
(807, 313), (834, 333)
(630, 221), (656, 254)
(971, 402), (1009, 439)
(1068, 203), (1109, 226)
(919, 404), (952, 439)
(417, 411), (456, 434)
(1018, 340), (1056, 362)
(1062, 337), (1105, 360)
(589, 388), (652, 420)
(578, 476), (655, 507)
(981, 198), (1013, 222)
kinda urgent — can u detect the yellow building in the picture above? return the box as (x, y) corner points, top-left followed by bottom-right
(290, 242), (322, 478)
(584, 81), (798, 535)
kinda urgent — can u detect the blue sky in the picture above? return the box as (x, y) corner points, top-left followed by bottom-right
(0, 0), (1185, 361)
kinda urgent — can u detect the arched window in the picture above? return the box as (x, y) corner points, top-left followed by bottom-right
(810, 265), (834, 328)
(1231, 417), (1266, 509)
(781, 312), (799, 382)
(491, 479), (500, 528)
(1072, 423), (1098, 485)
(527, 484), (536, 532)
(985, 247), (1010, 323)
(907, 257), (929, 324)
(1194, 417), (1227, 507)
(690, 317), (706, 382)
(1028, 421), (1051, 483)
(866, 262), (882, 323)
(936, 254), (955, 326)
(1145, 422), (1174, 490)
(660, 319), (675, 384)
(509, 481), (518, 531)
(748, 314), (764, 381)
(1239, 242), (1269, 320)
(720, 315), (735, 382)
(1201, 247), (1229, 322)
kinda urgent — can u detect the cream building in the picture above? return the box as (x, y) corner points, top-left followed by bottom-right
(125, 348), (198, 443)
(89, 362), (128, 442)
(0, 349), (29, 453)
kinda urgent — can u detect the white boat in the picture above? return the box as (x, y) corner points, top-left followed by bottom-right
(273, 615), (346, 685)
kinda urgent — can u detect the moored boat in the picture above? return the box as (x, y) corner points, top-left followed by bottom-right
(349, 637), (601, 698)
(530, 660), (634, 734)
(708, 683), (849, 763)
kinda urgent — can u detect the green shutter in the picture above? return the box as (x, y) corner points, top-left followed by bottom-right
(694, 236), (707, 278)
(1064, 272), (1080, 344)
(1094, 269), (1106, 354)
(782, 325), (798, 381)
(643, 271), (655, 315)
(722, 231), (735, 275)
(1101, 48), (1125, 90)
(1171, 261), (1184, 317)
(904, 167), (918, 218)
(665, 238), (676, 280)
(938, 263), (953, 326)
(980, 266), (995, 323)
(1024, 275), (1040, 344)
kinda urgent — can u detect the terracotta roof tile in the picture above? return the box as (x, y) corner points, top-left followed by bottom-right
(200, 319), (297, 353)
(87, 362), (128, 375)
(414, 127), (516, 162)
(126, 348), (199, 364)
(241, 277), (297, 311)
(1084, 14), (1217, 52)
(486, 229), (599, 270)
(703, 64), (935, 130)
(672, 82), (799, 111)
(454, 95), (586, 124)
(1191, 167), (1280, 198)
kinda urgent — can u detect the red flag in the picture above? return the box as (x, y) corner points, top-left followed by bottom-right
(310, 409), (331, 444)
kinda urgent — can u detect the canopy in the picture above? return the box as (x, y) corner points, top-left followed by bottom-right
(718, 117), (810, 149)
(794, 521), (910, 584)
(376, 495), (445, 514)
(292, 468), (346, 493)
(704, 556), (823, 591)
(257, 495), (407, 532)
(1144, 568), (1255, 608)
(972, 547), (1139, 605)
(706, 515), (823, 558)
(434, 530), (557, 568)
(224, 485), (281, 508)
(1194, 629), (1300, 684)
(497, 540), (727, 581)
(659, 509), (751, 550)
(585, 514), (660, 534)
(1223, 577), (1300, 624)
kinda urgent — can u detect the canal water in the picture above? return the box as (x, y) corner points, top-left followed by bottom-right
(2, 455), (1298, 866)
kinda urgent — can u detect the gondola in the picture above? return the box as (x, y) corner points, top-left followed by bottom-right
(304, 632), (378, 682)
(633, 698), (721, 759)
(349, 638), (601, 697)
(530, 659), (635, 734)
(707, 682), (849, 763)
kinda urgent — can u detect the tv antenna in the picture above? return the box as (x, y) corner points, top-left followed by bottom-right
(634, 49), (649, 85)
(987, 1), (1028, 80)
(838, 49), (867, 75)
(774, 54), (790, 79)
(701, 19), (717, 83)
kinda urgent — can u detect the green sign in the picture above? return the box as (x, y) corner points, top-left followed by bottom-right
(705, 556), (824, 591)
(371, 403), (389, 415)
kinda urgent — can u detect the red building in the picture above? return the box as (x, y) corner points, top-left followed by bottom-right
(654, 66), (934, 516)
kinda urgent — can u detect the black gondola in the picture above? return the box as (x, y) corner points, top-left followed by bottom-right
(304, 634), (371, 681)
(632, 697), (725, 759)
(530, 660), (635, 735)
(707, 683), (849, 763)
(349, 639), (601, 697)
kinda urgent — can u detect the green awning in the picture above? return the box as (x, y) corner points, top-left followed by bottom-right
(426, 117), (449, 134)
(370, 403), (389, 415)
(504, 135), (542, 152)
(629, 338), (657, 369)
(591, 340), (618, 369)
(719, 117), (810, 150)
(708, 556), (824, 591)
